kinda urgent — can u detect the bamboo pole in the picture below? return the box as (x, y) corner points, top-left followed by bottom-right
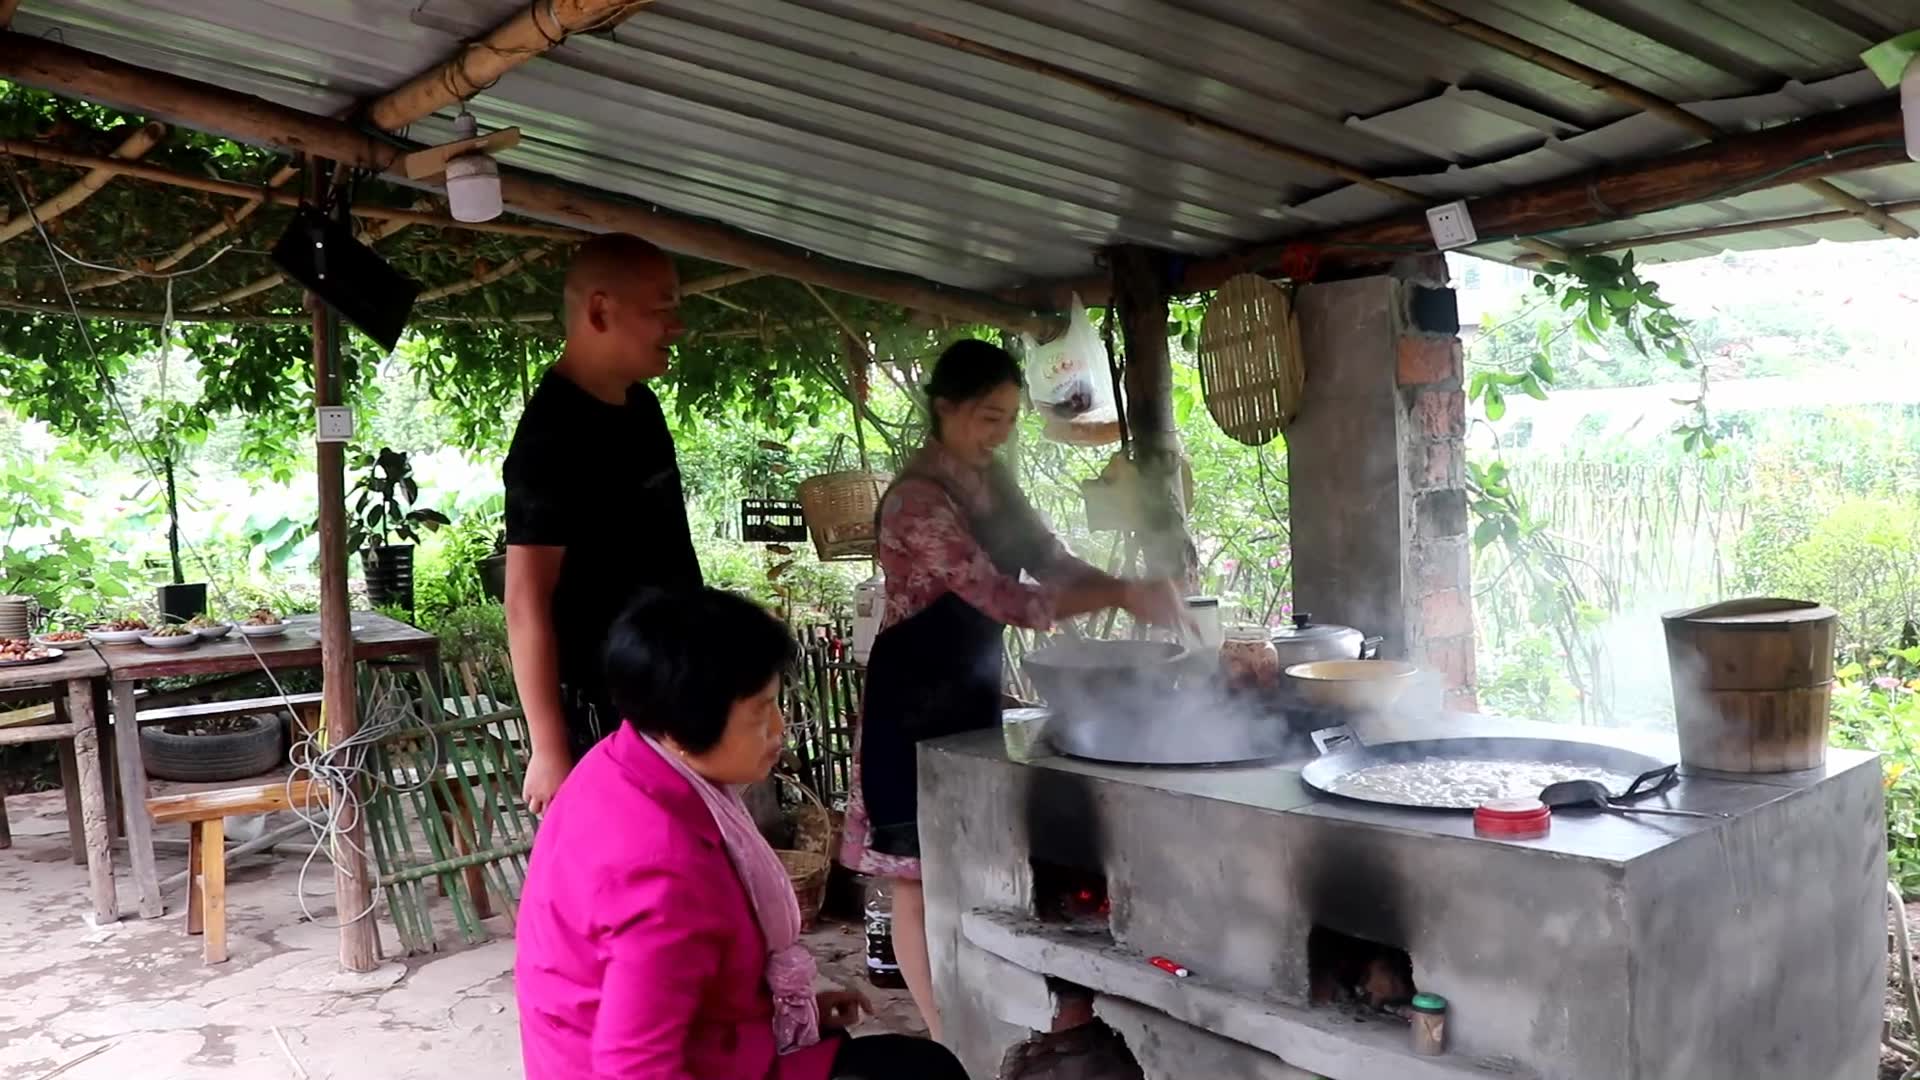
(416, 245), (554, 303)
(1387, 0), (1918, 241)
(0, 136), (583, 240)
(1016, 97), (1909, 307)
(0, 120), (164, 245)
(75, 164), (297, 292)
(187, 214), (417, 313)
(1578, 198), (1920, 253)
(0, 36), (1060, 334)
(365, 1), (658, 133)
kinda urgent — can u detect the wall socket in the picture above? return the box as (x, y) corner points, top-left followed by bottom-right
(1425, 200), (1478, 250)
(315, 405), (355, 443)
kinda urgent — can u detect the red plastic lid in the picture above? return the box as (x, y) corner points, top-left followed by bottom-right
(1474, 798), (1551, 838)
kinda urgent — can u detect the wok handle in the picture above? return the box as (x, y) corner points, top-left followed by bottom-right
(1310, 725), (1359, 756)
(1359, 636), (1383, 660)
(1618, 764), (1678, 802)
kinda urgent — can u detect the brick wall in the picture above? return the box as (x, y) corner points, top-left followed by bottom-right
(1397, 299), (1477, 710)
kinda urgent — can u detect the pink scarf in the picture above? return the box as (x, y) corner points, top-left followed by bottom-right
(643, 735), (821, 1054)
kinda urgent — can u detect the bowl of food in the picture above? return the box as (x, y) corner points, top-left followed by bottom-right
(238, 608), (287, 638)
(185, 614), (233, 640)
(0, 638), (59, 666)
(140, 625), (199, 650)
(88, 616), (151, 645)
(34, 629), (89, 648)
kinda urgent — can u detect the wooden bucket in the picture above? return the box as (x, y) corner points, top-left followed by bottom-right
(1661, 598), (1837, 773)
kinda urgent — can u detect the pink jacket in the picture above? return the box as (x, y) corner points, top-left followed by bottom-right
(515, 723), (839, 1080)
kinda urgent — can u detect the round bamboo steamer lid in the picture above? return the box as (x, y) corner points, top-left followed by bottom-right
(1662, 598), (1837, 773)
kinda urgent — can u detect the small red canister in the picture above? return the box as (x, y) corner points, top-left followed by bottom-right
(1473, 797), (1551, 839)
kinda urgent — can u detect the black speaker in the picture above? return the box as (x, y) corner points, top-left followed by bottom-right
(270, 207), (421, 351)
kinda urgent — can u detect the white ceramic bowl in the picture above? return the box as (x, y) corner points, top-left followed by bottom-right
(139, 632), (199, 650)
(87, 627), (149, 645)
(1283, 659), (1422, 711)
(192, 623), (234, 640)
(237, 622), (288, 638)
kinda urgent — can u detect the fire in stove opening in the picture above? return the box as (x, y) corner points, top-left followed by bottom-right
(1031, 859), (1111, 926)
(1309, 926), (1416, 1012)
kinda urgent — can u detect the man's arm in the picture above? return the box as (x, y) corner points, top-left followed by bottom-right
(506, 544), (571, 814)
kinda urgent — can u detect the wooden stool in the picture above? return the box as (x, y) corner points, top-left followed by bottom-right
(146, 778), (326, 963)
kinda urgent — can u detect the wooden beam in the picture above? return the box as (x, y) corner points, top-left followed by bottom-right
(417, 245), (554, 303)
(1578, 198), (1920, 253)
(365, 1), (657, 132)
(1015, 97), (1909, 307)
(0, 294), (297, 323)
(0, 137), (583, 240)
(0, 35), (1059, 333)
(683, 268), (762, 295)
(1388, 0), (1918, 241)
(0, 119), (164, 245)
(75, 164), (297, 292)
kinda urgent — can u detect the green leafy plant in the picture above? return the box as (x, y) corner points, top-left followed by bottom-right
(345, 447), (450, 556)
(1829, 651), (1920, 896)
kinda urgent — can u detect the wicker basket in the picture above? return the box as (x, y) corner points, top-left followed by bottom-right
(779, 849), (831, 930)
(798, 470), (889, 561)
(1196, 273), (1305, 446)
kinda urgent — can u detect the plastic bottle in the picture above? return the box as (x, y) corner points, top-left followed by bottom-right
(865, 881), (906, 989)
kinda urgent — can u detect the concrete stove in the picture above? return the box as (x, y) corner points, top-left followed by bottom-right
(918, 714), (1885, 1080)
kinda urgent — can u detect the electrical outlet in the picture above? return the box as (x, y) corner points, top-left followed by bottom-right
(316, 405), (355, 443)
(1425, 200), (1478, 250)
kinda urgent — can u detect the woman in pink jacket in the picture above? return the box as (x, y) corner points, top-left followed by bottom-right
(516, 588), (969, 1079)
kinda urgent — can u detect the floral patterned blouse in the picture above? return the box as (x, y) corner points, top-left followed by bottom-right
(839, 444), (1098, 880)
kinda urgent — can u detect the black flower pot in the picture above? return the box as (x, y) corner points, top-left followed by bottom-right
(479, 553), (507, 603)
(362, 544), (416, 612)
(157, 582), (207, 625)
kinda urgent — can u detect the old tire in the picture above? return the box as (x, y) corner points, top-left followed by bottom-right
(140, 713), (284, 783)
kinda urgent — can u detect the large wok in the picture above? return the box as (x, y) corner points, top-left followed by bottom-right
(1024, 640), (1293, 766)
(1299, 735), (1677, 811)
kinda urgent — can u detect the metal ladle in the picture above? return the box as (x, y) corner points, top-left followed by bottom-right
(1538, 779), (1727, 819)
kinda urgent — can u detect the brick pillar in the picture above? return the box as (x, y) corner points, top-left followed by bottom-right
(1290, 266), (1477, 710)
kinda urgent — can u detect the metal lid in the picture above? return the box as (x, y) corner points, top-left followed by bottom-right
(1410, 993), (1448, 1013)
(1184, 596), (1220, 609)
(1269, 613), (1359, 642)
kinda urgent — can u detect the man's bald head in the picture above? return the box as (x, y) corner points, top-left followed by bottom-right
(561, 233), (683, 383)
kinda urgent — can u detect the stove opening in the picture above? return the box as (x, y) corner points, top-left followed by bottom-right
(1031, 858), (1111, 928)
(1309, 926), (1416, 1012)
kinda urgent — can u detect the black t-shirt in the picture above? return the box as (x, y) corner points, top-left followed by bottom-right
(503, 372), (702, 694)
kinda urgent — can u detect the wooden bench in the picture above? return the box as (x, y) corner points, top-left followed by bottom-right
(146, 778), (327, 963)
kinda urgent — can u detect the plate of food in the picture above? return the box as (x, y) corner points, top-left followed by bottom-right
(0, 639), (61, 667)
(237, 608), (287, 638)
(303, 622), (366, 640)
(87, 617), (151, 645)
(34, 629), (89, 648)
(140, 625), (199, 650)
(185, 615), (233, 640)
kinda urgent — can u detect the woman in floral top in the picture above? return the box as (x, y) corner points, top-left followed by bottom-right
(838, 339), (1180, 1038)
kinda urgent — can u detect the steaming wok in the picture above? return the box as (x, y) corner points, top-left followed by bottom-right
(1024, 640), (1294, 766)
(1300, 737), (1676, 811)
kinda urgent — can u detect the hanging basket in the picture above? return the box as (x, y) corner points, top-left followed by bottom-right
(798, 470), (888, 562)
(1196, 273), (1305, 446)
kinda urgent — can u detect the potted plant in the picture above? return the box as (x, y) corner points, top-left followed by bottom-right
(346, 448), (450, 613)
(480, 528), (507, 603)
(154, 449), (207, 624)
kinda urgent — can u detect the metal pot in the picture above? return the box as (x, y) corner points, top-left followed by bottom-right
(1269, 613), (1381, 665)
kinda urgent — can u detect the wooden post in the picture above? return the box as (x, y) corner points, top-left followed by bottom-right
(310, 192), (379, 968)
(1108, 246), (1191, 582)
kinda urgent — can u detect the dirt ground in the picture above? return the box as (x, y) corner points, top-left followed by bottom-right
(0, 789), (921, 1080)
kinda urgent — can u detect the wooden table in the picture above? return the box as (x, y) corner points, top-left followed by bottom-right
(0, 644), (116, 923)
(98, 612), (440, 918)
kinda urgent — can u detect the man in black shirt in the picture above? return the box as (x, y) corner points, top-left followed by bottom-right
(504, 234), (702, 813)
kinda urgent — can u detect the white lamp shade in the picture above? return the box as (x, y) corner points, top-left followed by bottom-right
(445, 153), (502, 223)
(1905, 55), (1920, 163)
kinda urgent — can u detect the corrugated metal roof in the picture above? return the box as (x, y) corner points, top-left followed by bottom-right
(12, 0), (1920, 291)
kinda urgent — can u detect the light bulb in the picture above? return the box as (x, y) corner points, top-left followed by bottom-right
(446, 153), (502, 223)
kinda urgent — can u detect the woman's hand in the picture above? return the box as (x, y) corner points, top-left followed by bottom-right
(817, 988), (874, 1030)
(1120, 579), (1185, 627)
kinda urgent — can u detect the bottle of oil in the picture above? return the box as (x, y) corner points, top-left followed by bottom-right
(864, 881), (906, 990)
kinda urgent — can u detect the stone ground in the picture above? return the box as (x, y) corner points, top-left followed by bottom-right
(0, 789), (922, 1080)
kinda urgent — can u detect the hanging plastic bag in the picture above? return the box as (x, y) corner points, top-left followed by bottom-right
(1023, 293), (1113, 420)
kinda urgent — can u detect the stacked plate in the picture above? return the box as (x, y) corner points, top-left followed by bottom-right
(0, 596), (31, 640)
